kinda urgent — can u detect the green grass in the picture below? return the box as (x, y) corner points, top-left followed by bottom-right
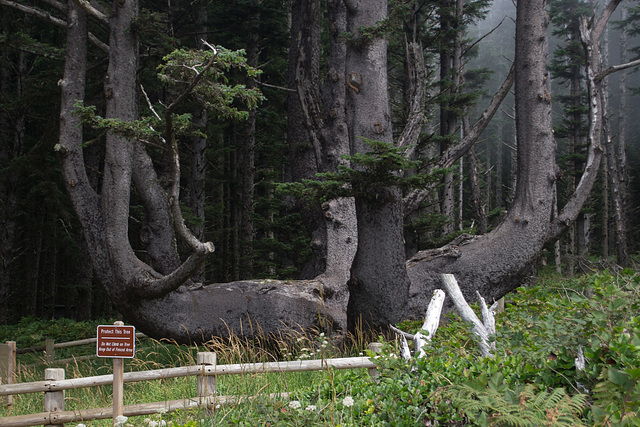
(1, 325), (375, 426)
(3, 266), (640, 425)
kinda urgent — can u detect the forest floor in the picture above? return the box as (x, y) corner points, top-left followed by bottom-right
(1, 264), (640, 426)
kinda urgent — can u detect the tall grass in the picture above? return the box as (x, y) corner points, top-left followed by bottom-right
(1, 325), (377, 426)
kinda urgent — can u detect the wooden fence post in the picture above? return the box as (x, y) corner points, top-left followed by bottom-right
(0, 341), (16, 407)
(44, 368), (65, 426)
(367, 343), (382, 380)
(197, 352), (216, 407)
(112, 321), (125, 427)
(45, 338), (55, 364)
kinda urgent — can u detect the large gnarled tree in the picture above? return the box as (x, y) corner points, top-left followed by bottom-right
(51, 0), (621, 342)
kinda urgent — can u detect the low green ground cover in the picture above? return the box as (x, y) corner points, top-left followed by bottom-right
(2, 268), (640, 425)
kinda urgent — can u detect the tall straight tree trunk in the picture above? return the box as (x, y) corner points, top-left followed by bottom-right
(566, 62), (583, 275)
(604, 79), (628, 266)
(345, 0), (411, 332)
(287, 0), (326, 278)
(231, 132), (240, 281)
(439, 0), (463, 237)
(602, 152), (610, 258)
(408, 0), (556, 311)
(0, 46), (25, 323)
(187, 0), (208, 284)
(608, 6), (629, 266)
(552, 184), (563, 273)
(239, 8), (260, 279)
(467, 147), (486, 234)
(495, 125), (504, 209)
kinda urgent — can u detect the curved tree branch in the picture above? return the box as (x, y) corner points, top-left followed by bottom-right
(132, 242), (214, 299)
(595, 57), (640, 82)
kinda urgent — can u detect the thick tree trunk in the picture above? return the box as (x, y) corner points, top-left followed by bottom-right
(288, 0), (356, 286)
(287, 0), (327, 278)
(348, 188), (410, 331)
(407, 0), (556, 310)
(54, 0), (618, 344)
(344, 0), (411, 331)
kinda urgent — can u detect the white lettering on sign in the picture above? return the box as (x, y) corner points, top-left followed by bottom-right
(96, 325), (136, 358)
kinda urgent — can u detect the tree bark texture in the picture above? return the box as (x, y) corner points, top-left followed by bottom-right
(438, 0), (462, 237)
(0, 45), (22, 323)
(49, 0), (621, 343)
(288, 0), (357, 286)
(240, 8), (260, 279)
(344, 0), (411, 332)
(407, 0), (556, 312)
(186, 0), (209, 283)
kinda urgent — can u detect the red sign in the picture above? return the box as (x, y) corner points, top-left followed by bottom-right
(96, 325), (136, 358)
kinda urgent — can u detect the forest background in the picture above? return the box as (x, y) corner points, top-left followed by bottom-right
(0, 0), (639, 326)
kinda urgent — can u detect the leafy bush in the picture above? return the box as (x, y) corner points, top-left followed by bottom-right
(3, 269), (640, 426)
(0, 316), (113, 348)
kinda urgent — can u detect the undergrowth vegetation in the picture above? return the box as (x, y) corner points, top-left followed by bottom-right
(1, 268), (640, 425)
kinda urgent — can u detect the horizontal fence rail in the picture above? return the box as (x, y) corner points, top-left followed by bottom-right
(0, 354), (379, 427)
(0, 357), (376, 396)
(0, 393), (291, 427)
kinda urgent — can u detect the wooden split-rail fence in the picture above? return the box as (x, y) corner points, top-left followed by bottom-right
(0, 341), (380, 427)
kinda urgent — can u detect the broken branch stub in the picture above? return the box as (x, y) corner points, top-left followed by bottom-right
(414, 289), (445, 358)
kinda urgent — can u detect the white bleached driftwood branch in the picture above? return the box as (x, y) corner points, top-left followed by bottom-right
(441, 274), (495, 358)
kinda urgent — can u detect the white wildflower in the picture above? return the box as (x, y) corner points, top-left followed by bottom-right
(157, 408), (168, 415)
(159, 421), (167, 427)
(342, 396), (354, 407)
(115, 415), (128, 427)
(288, 400), (302, 409)
(76, 424), (87, 427)
(305, 405), (317, 411)
(148, 421), (158, 427)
